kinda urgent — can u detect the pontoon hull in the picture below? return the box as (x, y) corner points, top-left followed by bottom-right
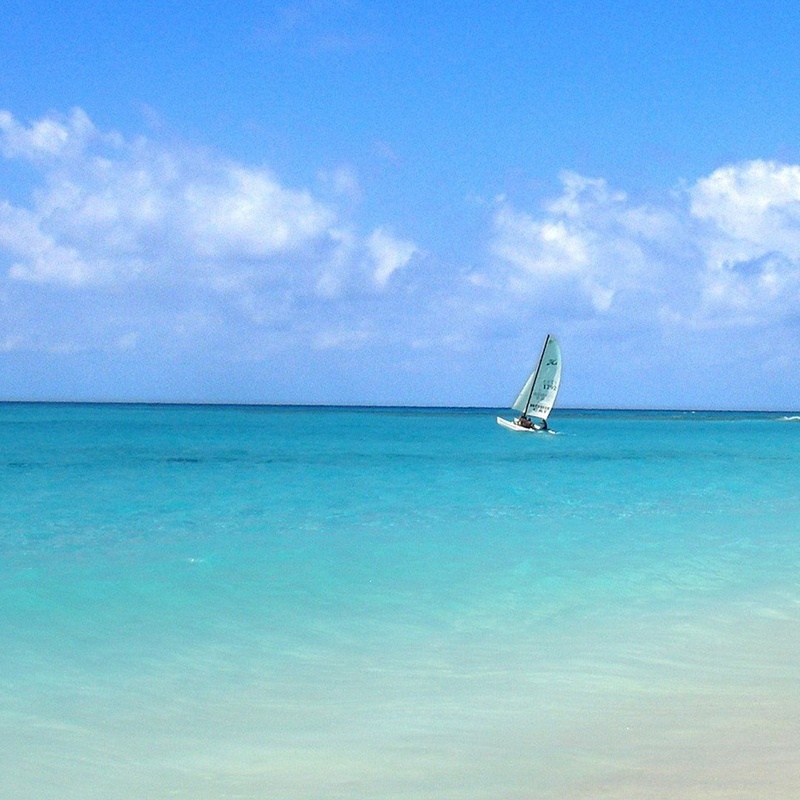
(496, 416), (544, 433)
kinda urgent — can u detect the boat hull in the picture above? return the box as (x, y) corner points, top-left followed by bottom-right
(496, 416), (544, 433)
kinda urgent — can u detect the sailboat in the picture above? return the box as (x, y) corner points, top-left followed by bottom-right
(496, 334), (561, 433)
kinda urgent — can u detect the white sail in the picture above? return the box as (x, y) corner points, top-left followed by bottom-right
(510, 335), (561, 422)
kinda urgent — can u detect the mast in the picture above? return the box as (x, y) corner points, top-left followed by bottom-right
(523, 334), (551, 419)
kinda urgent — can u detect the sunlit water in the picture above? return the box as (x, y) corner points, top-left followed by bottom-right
(2, 404), (800, 799)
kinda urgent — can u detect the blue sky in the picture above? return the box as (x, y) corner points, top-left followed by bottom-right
(3, 1), (800, 408)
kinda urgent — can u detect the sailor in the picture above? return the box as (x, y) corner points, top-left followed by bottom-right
(517, 416), (534, 429)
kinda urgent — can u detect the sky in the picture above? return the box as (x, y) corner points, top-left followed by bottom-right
(3, 1), (800, 408)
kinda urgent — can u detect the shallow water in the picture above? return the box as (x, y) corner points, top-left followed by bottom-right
(2, 404), (800, 798)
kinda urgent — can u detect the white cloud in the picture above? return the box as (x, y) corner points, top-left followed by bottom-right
(0, 109), (416, 302)
(491, 206), (590, 278)
(545, 171), (627, 218)
(483, 163), (800, 330)
(183, 165), (336, 258)
(690, 160), (800, 248)
(688, 161), (800, 324)
(366, 227), (417, 288)
(487, 172), (667, 314)
(0, 201), (93, 283)
(314, 226), (357, 298)
(0, 107), (100, 161)
(0, 334), (26, 352)
(317, 165), (361, 201)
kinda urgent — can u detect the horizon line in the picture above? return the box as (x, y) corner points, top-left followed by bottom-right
(1, 400), (798, 414)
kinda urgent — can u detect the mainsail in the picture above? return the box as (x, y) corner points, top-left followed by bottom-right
(511, 335), (562, 422)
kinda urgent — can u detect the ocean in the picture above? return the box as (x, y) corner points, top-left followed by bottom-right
(2, 403), (800, 799)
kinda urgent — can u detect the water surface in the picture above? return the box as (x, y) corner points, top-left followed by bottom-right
(2, 404), (800, 798)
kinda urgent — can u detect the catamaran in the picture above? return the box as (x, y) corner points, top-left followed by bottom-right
(496, 334), (561, 433)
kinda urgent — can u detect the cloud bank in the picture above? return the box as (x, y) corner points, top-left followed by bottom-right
(0, 108), (425, 392)
(484, 163), (800, 332)
(1, 107), (800, 405)
(0, 107), (415, 312)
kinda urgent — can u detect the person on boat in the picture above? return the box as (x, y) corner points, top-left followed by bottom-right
(535, 418), (548, 432)
(516, 416), (534, 429)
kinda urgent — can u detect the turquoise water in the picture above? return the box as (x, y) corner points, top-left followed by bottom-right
(2, 404), (800, 798)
